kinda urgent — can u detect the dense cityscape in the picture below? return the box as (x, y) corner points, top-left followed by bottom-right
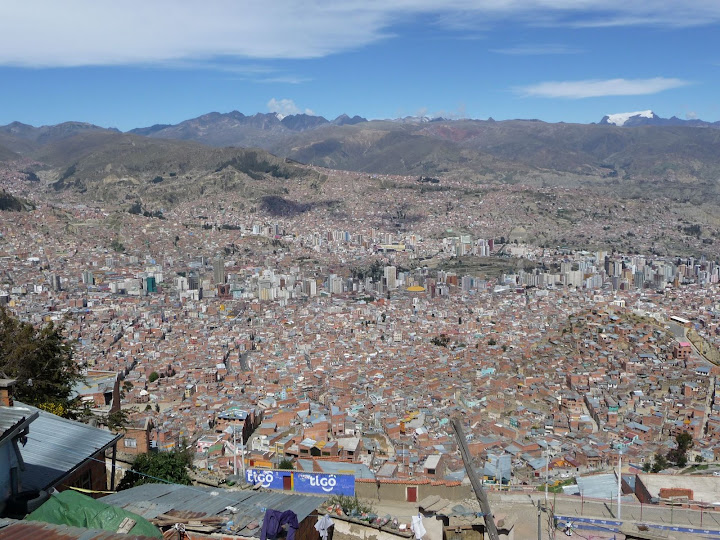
(3, 160), (720, 486)
(3, 3), (720, 536)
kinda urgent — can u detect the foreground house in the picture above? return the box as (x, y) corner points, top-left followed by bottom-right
(0, 378), (122, 516)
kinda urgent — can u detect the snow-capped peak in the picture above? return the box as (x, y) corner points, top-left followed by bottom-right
(602, 110), (655, 126)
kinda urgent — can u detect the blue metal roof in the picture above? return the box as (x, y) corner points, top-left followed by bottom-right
(14, 401), (122, 491)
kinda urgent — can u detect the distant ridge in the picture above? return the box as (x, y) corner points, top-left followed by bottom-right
(5, 112), (720, 199)
(599, 110), (720, 129)
(127, 111), (368, 146)
(0, 121), (119, 153)
(332, 114), (367, 126)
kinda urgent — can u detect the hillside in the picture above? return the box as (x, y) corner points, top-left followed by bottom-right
(4, 114), (720, 208)
(128, 111), (367, 147)
(0, 142), (19, 162)
(0, 121), (119, 154)
(19, 133), (315, 208)
(0, 190), (34, 211)
(121, 113), (720, 194)
(274, 119), (720, 181)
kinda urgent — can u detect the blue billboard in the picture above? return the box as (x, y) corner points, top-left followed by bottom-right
(245, 469), (287, 490)
(245, 469), (354, 496)
(293, 472), (354, 496)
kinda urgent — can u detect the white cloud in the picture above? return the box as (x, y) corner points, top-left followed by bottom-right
(686, 111), (698, 119)
(2, 2), (720, 67)
(515, 77), (690, 99)
(267, 98), (314, 118)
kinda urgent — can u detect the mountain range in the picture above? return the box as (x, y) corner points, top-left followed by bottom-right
(599, 110), (720, 128)
(128, 111), (368, 147)
(3, 110), (720, 208)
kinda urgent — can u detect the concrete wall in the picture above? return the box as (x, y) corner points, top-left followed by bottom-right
(442, 524), (515, 540)
(355, 481), (471, 503)
(332, 517), (412, 540)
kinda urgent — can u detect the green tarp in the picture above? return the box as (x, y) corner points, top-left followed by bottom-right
(26, 489), (162, 538)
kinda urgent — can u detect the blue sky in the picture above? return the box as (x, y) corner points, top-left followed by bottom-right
(1, 1), (719, 131)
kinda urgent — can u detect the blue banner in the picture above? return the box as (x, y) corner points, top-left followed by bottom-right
(245, 469), (287, 490)
(244, 469), (355, 495)
(293, 472), (355, 496)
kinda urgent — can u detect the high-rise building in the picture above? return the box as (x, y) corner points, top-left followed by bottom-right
(213, 256), (225, 285)
(50, 274), (61, 291)
(384, 266), (397, 289)
(188, 273), (199, 291)
(145, 276), (157, 293)
(81, 270), (94, 286)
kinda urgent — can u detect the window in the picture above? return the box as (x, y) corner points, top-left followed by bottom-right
(124, 438), (137, 448)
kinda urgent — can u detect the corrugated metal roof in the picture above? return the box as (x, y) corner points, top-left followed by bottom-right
(101, 484), (326, 537)
(0, 519), (159, 540)
(13, 401), (122, 491)
(575, 473), (619, 499)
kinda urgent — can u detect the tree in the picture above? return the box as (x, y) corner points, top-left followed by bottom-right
(676, 431), (693, 452)
(667, 431), (693, 467)
(117, 450), (193, 490)
(278, 458), (294, 470)
(651, 453), (669, 473)
(120, 380), (133, 400)
(0, 307), (82, 415)
(148, 371), (159, 383)
(100, 408), (129, 431)
(110, 237), (125, 252)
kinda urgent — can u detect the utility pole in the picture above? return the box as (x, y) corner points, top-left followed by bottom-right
(240, 431), (246, 477)
(233, 425), (238, 477)
(451, 417), (500, 540)
(545, 448), (550, 505)
(617, 449), (623, 521)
